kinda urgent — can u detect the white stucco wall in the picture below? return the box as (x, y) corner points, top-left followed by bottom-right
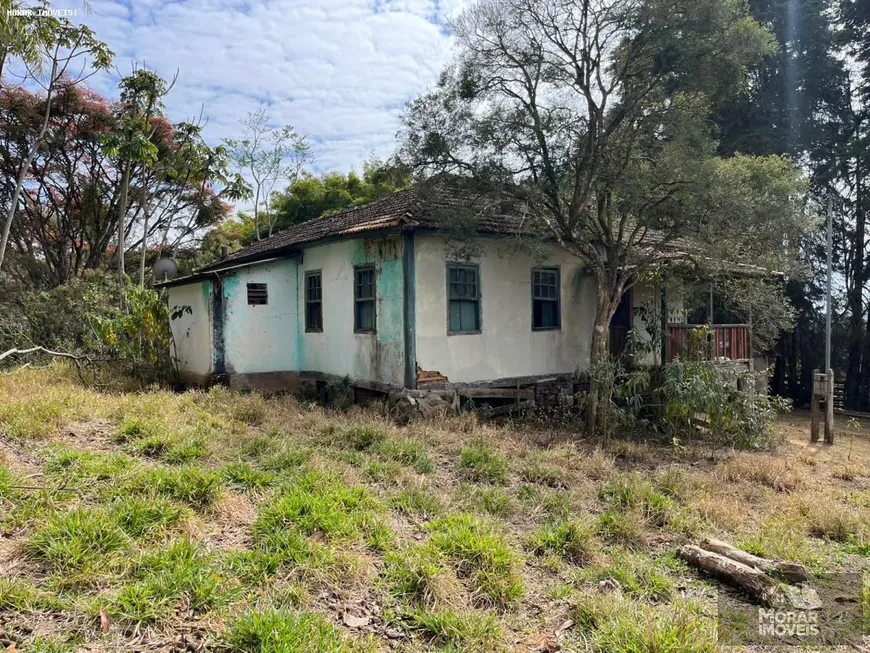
(168, 281), (213, 382)
(413, 233), (597, 383)
(296, 237), (405, 387)
(221, 259), (300, 376)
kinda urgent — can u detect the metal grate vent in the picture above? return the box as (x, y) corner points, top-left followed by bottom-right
(246, 282), (268, 305)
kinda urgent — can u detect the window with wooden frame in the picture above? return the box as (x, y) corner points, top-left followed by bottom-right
(246, 282), (268, 306)
(354, 266), (376, 332)
(532, 267), (560, 330)
(447, 263), (481, 333)
(305, 271), (323, 332)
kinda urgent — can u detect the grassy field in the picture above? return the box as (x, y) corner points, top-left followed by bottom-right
(0, 366), (867, 651)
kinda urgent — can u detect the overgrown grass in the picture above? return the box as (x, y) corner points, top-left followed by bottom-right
(1, 367), (866, 651)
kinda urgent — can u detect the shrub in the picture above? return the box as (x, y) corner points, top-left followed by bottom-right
(662, 355), (789, 451)
(225, 607), (353, 652)
(458, 441), (509, 484)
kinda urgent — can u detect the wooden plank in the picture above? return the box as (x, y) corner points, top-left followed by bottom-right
(459, 388), (535, 400)
(484, 400), (534, 418)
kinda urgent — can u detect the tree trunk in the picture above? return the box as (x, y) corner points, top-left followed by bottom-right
(139, 204), (150, 287)
(700, 537), (807, 583)
(586, 278), (620, 438)
(679, 545), (782, 607)
(847, 160), (865, 409)
(117, 160), (131, 296)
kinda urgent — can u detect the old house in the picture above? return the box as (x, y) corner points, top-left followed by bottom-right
(160, 186), (755, 401)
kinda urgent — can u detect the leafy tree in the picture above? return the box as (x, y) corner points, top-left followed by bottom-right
(223, 110), (312, 240)
(401, 0), (811, 433)
(0, 14), (112, 273)
(268, 156), (411, 235)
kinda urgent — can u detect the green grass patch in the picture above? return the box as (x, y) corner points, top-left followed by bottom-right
(602, 473), (674, 526)
(109, 496), (187, 538)
(0, 398), (66, 439)
(340, 423), (390, 451)
(427, 512), (523, 608)
(261, 447), (311, 472)
(111, 537), (237, 624)
(458, 441), (509, 484)
(597, 510), (648, 548)
(225, 607), (355, 652)
(390, 488), (442, 519)
(129, 466), (224, 509)
(26, 507), (128, 578)
(0, 578), (65, 612)
(527, 519), (599, 564)
(571, 592), (716, 652)
(221, 461), (276, 491)
(573, 552), (675, 601)
(405, 607), (501, 650)
(382, 545), (450, 606)
(255, 469), (383, 542)
(44, 449), (135, 484)
(377, 437), (434, 473)
(457, 483), (514, 517)
(520, 455), (568, 487)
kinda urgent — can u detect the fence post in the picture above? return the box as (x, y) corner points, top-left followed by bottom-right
(824, 369), (834, 444)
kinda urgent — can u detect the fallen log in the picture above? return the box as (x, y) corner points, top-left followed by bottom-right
(701, 537), (808, 584)
(679, 544), (783, 607)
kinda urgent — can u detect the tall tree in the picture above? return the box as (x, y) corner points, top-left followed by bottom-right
(402, 0), (811, 433)
(0, 14), (112, 273)
(223, 110), (311, 240)
(103, 69), (166, 291)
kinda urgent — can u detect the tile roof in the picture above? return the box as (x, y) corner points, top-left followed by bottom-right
(198, 183), (538, 272)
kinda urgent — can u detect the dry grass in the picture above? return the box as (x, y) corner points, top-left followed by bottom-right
(0, 366), (867, 651)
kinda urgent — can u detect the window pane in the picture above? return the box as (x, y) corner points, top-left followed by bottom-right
(449, 300), (479, 331)
(356, 300), (374, 331)
(449, 301), (462, 332)
(307, 302), (322, 331)
(356, 268), (374, 300)
(460, 300), (478, 330)
(533, 299), (558, 329)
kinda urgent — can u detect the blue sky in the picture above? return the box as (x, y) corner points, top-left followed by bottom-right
(66, 0), (465, 173)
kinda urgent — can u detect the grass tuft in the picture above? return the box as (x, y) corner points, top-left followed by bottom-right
(458, 441), (509, 484)
(390, 488), (442, 519)
(527, 519), (599, 564)
(225, 607), (354, 652)
(130, 466), (224, 509)
(222, 461), (276, 491)
(109, 496), (187, 538)
(428, 512), (523, 607)
(405, 607), (501, 649)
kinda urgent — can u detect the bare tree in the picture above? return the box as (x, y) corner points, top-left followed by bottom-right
(223, 109), (312, 239)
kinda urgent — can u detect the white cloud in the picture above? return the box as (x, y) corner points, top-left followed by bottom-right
(61, 0), (467, 177)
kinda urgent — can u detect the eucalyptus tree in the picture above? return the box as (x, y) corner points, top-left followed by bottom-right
(0, 12), (112, 273)
(402, 0), (811, 433)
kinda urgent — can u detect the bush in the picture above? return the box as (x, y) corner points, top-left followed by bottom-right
(662, 355), (789, 451)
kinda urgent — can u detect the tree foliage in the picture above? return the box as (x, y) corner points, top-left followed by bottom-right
(401, 0), (812, 432)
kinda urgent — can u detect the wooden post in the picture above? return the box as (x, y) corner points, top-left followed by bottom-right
(825, 368), (835, 444)
(811, 368), (820, 443)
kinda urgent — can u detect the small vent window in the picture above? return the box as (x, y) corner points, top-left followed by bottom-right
(247, 282), (268, 306)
